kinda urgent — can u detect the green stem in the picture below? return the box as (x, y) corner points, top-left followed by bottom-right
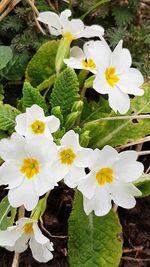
(31, 191), (50, 221)
(37, 74), (56, 92)
(80, 0), (110, 20)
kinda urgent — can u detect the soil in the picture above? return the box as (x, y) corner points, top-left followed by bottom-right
(0, 146), (149, 267)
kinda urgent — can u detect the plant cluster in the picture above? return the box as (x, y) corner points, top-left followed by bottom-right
(0, 4), (149, 267)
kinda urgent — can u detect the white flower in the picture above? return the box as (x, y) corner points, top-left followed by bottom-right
(38, 9), (104, 41)
(88, 40), (144, 114)
(64, 42), (97, 73)
(0, 218), (54, 262)
(51, 130), (93, 188)
(15, 104), (60, 140)
(77, 145), (144, 216)
(0, 133), (59, 210)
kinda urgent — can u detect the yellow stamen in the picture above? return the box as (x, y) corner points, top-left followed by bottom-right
(105, 67), (119, 87)
(60, 148), (76, 165)
(31, 120), (45, 135)
(63, 32), (76, 42)
(20, 158), (39, 179)
(23, 223), (33, 234)
(82, 58), (96, 69)
(96, 167), (113, 186)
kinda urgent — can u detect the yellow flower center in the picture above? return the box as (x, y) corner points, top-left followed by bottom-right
(23, 223), (33, 234)
(105, 67), (119, 87)
(31, 120), (45, 135)
(82, 58), (96, 69)
(60, 148), (76, 165)
(20, 158), (39, 179)
(63, 32), (76, 42)
(96, 167), (113, 186)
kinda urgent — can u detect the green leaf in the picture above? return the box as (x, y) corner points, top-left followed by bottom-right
(83, 83), (150, 148)
(50, 67), (80, 118)
(135, 174), (150, 198)
(0, 46), (13, 70)
(26, 40), (59, 87)
(68, 191), (122, 267)
(22, 82), (49, 115)
(0, 104), (20, 132)
(1, 51), (29, 80)
(0, 196), (16, 230)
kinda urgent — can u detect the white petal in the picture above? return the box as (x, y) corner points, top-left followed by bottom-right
(15, 113), (27, 136)
(117, 68), (144, 96)
(60, 130), (80, 151)
(111, 40), (132, 74)
(64, 166), (86, 188)
(83, 185), (111, 216)
(91, 146), (119, 172)
(50, 160), (69, 183)
(44, 115), (60, 133)
(29, 237), (53, 262)
(89, 40), (111, 69)
(77, 25), (104, 39)
(77, 171), (97, 199)
(114, 159), (144, 183)
(6, 234), (29, 253)
(0, 161), (24, 189)
(33, 223), (49, 244)
(38, 11), (61, 36)
(25, 136), (57, 163)
(64, 48), (84, 71)
(0, 227), (23, 247)
(119, 150), (138, 161)
(111, 181), (141, 208)
(93, 72), (108, 94)
(0, 133), (26, 161)
(27, 105), (45, 122)
(70, 46), (84, 58)
(108, 88), (130, 114)
(63, 19), (84, 37)
(60, 9), (71, 24)
(75, 148), (94, 168)
(8, 179), (39, 211)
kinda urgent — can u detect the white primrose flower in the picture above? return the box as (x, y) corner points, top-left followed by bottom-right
(0, 218), (54, 262)
(38, 9), (104, 41)
(0, 133), (59, 210)
(78, 145), (144, 216)
(88, 40), (144, 114)
(64, 42), (97, 74)
(15, 104), (60, 140)
(51, 130), (93, 188)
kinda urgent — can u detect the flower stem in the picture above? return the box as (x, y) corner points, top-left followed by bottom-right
(80, 0), (110, 20)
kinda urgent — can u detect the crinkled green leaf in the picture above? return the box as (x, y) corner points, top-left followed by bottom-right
(83, 83), (150, 148)
(135, 174), (150, 198)
(1, 51), (29, 80)
(0, 196), (16, 230)
(0, 46), (13, 70)
(50, 67), (80, 118)
(22, 82), (49, 115)
(68, 191), (122, 267)
(26, 40), (59, 87)
(0, 104), (20, 132)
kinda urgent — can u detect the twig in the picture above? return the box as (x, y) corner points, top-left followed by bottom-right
(138, 150), (150, 156)
(0, 0), (11, 13)
(11, 206), (25, 267)
(0, 0), (21, 21)
(83, 114), (150, 126)
(123, 246), (143, 253)
(117, 136), (150, 150)
(26, 0), (39, 16)
(113, 204), (118, 212)
(122, 256), (150, 262)
(40, 223), (67, 239)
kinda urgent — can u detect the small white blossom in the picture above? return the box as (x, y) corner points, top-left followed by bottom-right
(38, 9), (104, 41)
(64, 42), (97, 73)
(89, 40), (144, 114)
(77, 145), (144, 216)
(15, 104), (60, 140)
(0, 218), (54, 262)
(51, 130), (93, 188)
(0, 133), (59, 210)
